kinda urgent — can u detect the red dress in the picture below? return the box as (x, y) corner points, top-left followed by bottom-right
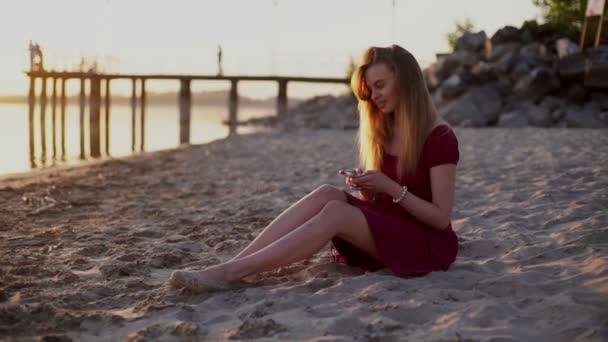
(332, 124), (460, 277)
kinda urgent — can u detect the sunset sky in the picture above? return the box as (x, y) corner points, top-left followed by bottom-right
(1, 0), (541, 98)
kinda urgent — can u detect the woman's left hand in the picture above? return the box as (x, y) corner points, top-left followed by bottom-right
(350, 170), (399, 195)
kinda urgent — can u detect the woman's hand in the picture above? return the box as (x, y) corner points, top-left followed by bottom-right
(345, 173), (376, 202)
(350, 170), (400, 196)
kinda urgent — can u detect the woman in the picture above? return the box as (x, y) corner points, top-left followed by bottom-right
(169, 45), (459, 291)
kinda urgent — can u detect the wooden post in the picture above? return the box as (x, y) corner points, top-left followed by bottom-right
(105, 79), (111, 156)
(79, 78), (86, 159)
(89, 76), (101, 158)
(40, 77), (48, 161)
(51, 77), (58, 159)
(179, 78), (192, 144)
(131, 78), (137, 152)
(595, 3), (606, 47)
(228, 79), (238, 134)
(277, 79), (288, 117)
(140, 78), (146, 151)
(28, 76), (36, 167)
(581, 17), (589, 48)
(60, 78), (67, 159)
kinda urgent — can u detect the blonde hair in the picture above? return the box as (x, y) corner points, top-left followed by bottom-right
(350, 45), (437, 181)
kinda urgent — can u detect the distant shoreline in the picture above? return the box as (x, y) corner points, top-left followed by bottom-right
(0, 89), (306, 107)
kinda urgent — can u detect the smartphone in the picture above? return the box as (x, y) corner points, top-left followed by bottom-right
(339, 168), (362, 177)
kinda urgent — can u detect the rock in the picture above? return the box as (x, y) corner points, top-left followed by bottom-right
(455, 31), (487, 52)
(598, 111), (608, 124)
(540, 96), (565, 112)
(520, 20), (540, 43)
(556, 38), (581, 59)
(520, 42), (547, 62)
(510, 61), (531, 83)
(591, 92), (608, 110)
(524, 103), (553, 127)
(551, 108), (567, 123)
(491, 26), (522, 45)
(493, 52), (519, 74)
(471, 61), (495, 81)
(557, 52), (586, 81)
(514, 66), (560, 102)
(423, 63), (443, 90)
(439, 85), (502, 127)
(442, 50), (479, 73)
(497, 110), (529, 128)
(440, 74), (467, 99)
(487, 42), (521, 62)
(536, 23), (558, 43)
(454, 50), (480, 68)
(564, 105), (608, 128)
(496, 76), (513, 96)
(566, 84), (588, 105)
(432, 87), (445, 109)
(585, 47), (608, 88)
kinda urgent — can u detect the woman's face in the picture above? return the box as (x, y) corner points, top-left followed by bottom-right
(364, 62), (399, 114)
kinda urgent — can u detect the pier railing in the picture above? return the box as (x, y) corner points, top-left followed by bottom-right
(26, 71), (349, 165)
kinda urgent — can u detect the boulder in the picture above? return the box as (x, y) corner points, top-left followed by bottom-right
(557, 52), (586, 81)
(520, 20), (540, 43)
(423, 65), (442, 90)
(539, 96), (565, 112)
(439, 85), (502, 127)
(524, 103), (553, 127)
(514, 67), (561, 102)
(444, 50), (479, 70)
(496, 76), (513, 96)
(590, 92), (608, 110)
(493, 52), (519, 74)
(491, 26), (522, 45)
(510, 61), (531, 83)
(455, 31), (487, 52)
(598, 111), (608, 124)
(497, 110), (529, 128)
(551, 108), (567, 123)
(564, 105), (608, 128)
(487, 42), (521, 62)
(471, 61), (496, 83)
(556, 38), (581, 59)
(520, 42), (547, 62)
(566, 83), (588, 105)
(440, 74), (467, 100)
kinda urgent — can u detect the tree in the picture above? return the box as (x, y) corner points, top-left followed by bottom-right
(446, 18), (475, 51)
(533, 0), (607, 45)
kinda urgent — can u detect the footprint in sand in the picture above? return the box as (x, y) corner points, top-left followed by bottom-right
(224, 318), (287, 340)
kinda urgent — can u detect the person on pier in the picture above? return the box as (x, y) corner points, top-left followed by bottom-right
(169, 44), (460, 291)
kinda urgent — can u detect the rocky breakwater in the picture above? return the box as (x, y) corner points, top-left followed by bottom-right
(246, 21), (607, 130)
(426, 21), (608, 128)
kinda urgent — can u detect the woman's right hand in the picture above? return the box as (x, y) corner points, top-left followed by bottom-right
(344, 171), (376, 202)
(346, 175), (361, 191)
(343, 167), (363, 190)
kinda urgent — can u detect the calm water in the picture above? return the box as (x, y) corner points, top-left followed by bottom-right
(0, 102), (273, 175)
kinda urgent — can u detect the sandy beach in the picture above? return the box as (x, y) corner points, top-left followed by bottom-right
(1, 128), (607, 341)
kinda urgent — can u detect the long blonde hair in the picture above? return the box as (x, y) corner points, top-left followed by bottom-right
(350, 45), (437, 181)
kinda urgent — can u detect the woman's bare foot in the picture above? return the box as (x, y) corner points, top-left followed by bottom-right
(169, 265), (231, 292)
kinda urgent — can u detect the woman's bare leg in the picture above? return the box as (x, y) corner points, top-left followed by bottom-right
(171, 200), (377, 286)
(230, 184), (347, 261)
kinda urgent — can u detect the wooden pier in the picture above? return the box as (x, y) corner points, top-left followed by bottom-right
(26, 71), (349, 165)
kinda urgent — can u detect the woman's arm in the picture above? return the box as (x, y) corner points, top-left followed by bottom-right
(387, 164), (456, 230)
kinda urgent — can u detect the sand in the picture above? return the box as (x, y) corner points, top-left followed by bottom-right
(0, 128), (607, 341)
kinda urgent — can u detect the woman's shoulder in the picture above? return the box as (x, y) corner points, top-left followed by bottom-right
(426, 122), (457, 144)
(423, 122), (459, 166)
